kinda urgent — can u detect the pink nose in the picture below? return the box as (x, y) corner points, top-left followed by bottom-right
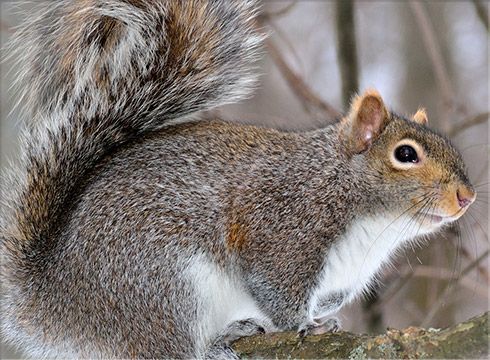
(457, 190), (475, 208)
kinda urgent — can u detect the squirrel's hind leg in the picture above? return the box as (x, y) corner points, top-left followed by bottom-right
(203, 318), (266, 359)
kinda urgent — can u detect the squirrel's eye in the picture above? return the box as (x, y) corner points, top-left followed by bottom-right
(395, 145), (418, 163)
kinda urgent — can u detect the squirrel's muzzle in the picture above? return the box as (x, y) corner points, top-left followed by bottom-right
(456, 187), (476, 211)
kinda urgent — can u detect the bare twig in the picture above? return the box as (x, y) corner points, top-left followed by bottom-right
(409, 1), (455, 132)
(448, 234), (489, 282)
(412, 266), (488, 298)
(266, 38), (339, 121)
(369, 268), (414, 314)
(255, 13), (339, 122)
(461, 249), (490, 279)
(262, 1), (299, 19)
(266, 20), (305, 82)
(448, 112), (490, 137)
(471, 0), (489, 35)
(420, 249), (490, 327)
(335, 0), (359, 110)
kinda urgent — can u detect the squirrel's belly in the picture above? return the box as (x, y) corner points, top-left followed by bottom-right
(184, 253), (270, 350)
(309, 214), (425, 316)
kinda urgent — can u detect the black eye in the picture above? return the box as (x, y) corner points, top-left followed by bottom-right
(395, 145), (418, 163)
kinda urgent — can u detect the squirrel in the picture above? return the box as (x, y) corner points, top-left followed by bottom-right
(0, 0), (477, 359)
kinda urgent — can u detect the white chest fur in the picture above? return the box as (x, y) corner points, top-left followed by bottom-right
(309, 214), (429, 318)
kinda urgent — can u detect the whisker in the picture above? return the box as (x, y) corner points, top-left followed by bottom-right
(467, 206), (490, 221)
(390, 201), (425, 249)
(465, 211), (489, 246)
(383, 195), (438, 279)
(460, 218), (481, 297)
(460, 213), (481, 266)
(448, 224), (464, 297)
(408, 196), (439, 244)
(472, 199), (490, 207)
(398, 194), (436, 243)
(460, 143), (490, 153)
(410, 196), (437, 239)
(356, 192), (435, 279)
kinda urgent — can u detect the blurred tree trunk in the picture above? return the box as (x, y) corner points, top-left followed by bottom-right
(233, 312), (489, 359)
(401, 1), (454, 130)
(335, 0), (359, 110)
(361, 288), (385, 334)
(471, 0), (489, 34)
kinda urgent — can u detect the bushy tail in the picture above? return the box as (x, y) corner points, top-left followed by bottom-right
(1, 0), (263, 277)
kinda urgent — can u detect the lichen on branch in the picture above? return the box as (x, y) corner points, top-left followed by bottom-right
(232, 311), (489, 359)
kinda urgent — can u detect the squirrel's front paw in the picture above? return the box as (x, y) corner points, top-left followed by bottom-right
(296, 317), (341, 338)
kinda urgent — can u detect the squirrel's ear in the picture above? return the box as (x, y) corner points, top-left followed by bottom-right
(341, 89), (391, 154)
(412, 108), (428, 125)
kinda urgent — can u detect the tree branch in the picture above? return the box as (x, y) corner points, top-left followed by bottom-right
(265, 38), (339, 122)
(448, 112), (490, 137)
(471, 0), (489, 35)
(263, 1), (299, 19)
(233, 312), (489, 359)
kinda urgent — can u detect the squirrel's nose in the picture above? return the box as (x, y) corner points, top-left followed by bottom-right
(457, 188), (476, 209)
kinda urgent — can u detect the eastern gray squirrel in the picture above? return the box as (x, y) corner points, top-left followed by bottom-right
(0, 0), (476, 358)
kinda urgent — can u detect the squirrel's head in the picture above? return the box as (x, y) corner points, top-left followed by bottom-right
(339, 89), (476, 232)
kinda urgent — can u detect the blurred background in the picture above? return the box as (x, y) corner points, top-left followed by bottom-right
(1, 1), (488, 358)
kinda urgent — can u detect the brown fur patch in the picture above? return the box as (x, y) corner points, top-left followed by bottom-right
(226, 221), (249, 253)
(164, 1), (220, 79)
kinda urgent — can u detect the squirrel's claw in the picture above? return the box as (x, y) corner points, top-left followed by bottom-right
(296, 317), (341, 338)
(216, 318), (266, 345)
(204, 318), (266, 359)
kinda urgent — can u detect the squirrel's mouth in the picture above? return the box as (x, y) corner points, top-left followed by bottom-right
(419, 205), (470, 230)
(417, 212), (450, 230)
(425, 213), (444, 224)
